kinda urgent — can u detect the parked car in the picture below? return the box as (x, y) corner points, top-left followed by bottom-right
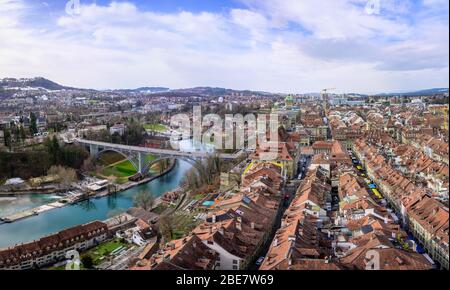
(256, 256), (265, 266)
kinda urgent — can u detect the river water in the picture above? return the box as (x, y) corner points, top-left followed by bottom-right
(0, 194), (63, 217)
(0, 140), (210, 249)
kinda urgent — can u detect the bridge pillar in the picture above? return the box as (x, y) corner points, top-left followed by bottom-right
(138, 152), (146, 175)
(89, 144), (99, 157)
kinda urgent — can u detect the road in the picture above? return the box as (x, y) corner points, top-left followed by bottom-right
(247, 156), (312, 270)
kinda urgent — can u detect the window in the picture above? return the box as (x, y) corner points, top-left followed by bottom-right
(232, 265), (238, 270)
(232, 260), (238, 265)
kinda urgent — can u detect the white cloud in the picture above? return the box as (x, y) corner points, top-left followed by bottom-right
(0, 0), (448, 93)
(0, 0), (26, 27)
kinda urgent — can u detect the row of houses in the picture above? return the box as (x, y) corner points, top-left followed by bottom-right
(391, 143), (449, 198)
(259, 167), (336, 270)
(130, 162), (285, 270)
(334, 171), (434, 270)
(406, 133), (449, 165)
(0, 221), (108, 270)
(353, 138), (449, 269)
(260, 164), (436, 270)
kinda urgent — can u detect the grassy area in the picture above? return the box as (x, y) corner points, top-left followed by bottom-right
(144, 123), (168, 132)
(151, 204), (168, 214)
(97, 151), (125, 166)
(114, 160), (137, 176)
(192, 194), (206, 200)
(83, 238), (130, 266)
(98, 152), (158, 179)
(100, 160), (136, 177)
(47, 238), (129, 270)
(145, 154), (158, 164)
(171, 212), (201, 240)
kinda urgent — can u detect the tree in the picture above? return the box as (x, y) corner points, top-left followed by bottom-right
(3, 129), (11, 149)
(123, 119), (144, 146)
(133, 190), (156, 211)
(81, 255), (94, 269)
(12, 124), (20, 145)
(48, 165), (78, 190)
(29, 112), (38, 135)
(183, 169), (199, 191)
(158, 159), (171, 174)
(19, 126), (26, 143)
(60, 145), (89, 169)
(111, 132), (122, 144)
(44, 136), (61, 164)
(82, 156), (95, 172)
(158, 215), (175, 241)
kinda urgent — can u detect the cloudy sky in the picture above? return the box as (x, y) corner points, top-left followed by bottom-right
(0, 0), (448, 93)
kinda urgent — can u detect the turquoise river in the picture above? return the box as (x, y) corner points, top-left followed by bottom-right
(0, 140), (213, 249)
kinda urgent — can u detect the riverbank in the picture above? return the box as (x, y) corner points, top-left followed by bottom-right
(0, 201), (68, 224)
(0, 159), (178, 224)
(94, 159), (177, 198)
(0, 186), (64, 196)
(0, 139), (204, 249)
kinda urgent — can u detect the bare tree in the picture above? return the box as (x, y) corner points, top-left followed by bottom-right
(158, 215), (175, 241)
(183, 170), (199, 191)
(82, 156), (95, 172)
(133, 190), (156, 211)
(48, 165), (78, 191)
(158, 159), (171, 174)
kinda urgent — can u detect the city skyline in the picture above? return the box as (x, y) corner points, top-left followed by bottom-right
(0, 0), (449, 94)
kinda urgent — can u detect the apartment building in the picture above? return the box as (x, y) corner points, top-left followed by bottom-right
(0, 221), (108, 270)
(130, 235), (218, 270)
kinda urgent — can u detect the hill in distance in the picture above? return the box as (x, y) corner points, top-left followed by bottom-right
(0, 77), (74, 91)
(1, 77), (448, 97)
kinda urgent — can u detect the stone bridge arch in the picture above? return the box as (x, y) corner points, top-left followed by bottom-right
(94, 148), (197, 176)
(95, 148), (141, 174)
(142, 156), (197, 174)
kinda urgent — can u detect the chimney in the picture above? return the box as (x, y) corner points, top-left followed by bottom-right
(273, 238), (278, 247)
(251, 222), (255, 229)
(212, 215), (216, 223)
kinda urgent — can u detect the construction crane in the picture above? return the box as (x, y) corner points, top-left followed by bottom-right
(321, 87), (336, 115)
(322, 88), (336, 94)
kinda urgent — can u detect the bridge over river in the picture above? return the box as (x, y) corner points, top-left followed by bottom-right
(76, 138), (242, 174)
